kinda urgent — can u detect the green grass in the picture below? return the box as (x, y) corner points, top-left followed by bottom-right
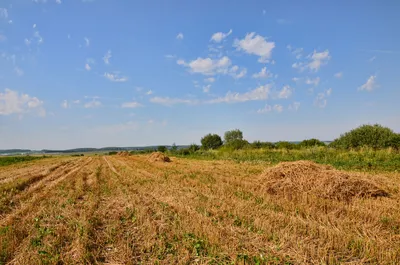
(173, 147), (400, 172)
(0, 156), (47, 167)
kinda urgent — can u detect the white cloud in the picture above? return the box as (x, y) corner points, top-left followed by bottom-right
(176, 33), (184, 40)
(202, 84), (211, 93)
(121, 101), (143, 108)
(14, 67), (24, 76)
(252, 67), (272, 79)
(0, 8), (8, 19)
(61, 100), (69, 109)
(204, 77), (215, 83)
(104, 72), (128, 82)
(177, 56), (232, 76)
(56, 0), (62, 4)
(334, 72), (343, 79)
(207, 84), (271, 104)
(0, 88), (45, 117)
(72, 100), (80, 104)
(293, 50), (331, 72)
(85, 63), (91, 71)
(278, 85), (292, 99)
(305, 77), (320, 86)
(146, 90), (153, 95)
(165, 54), (176, 59)
(210, 29), (232, 43)
(234, 32), (275, 63)
(288, 102), (300, 111)
(33, 24), (37, 29)
(229, 66), (247, 79)
(84, 100), (101, 108)
(358, 75), (377, 92)
(292, 77), (301, 83)
(257, 104), (283, 114)
(33, 31), (44, 44)
(84, 37), (90, 47)
(314, 88), (332, 108)
(150, 97), (198, 106)
(287, 45), (303, 59)
(103, 50), (112, 64)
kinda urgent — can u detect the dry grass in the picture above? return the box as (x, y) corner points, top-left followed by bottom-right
(1, 155), (399, 264)
(148, 152), (171, 163)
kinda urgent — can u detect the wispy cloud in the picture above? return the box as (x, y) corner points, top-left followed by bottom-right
(252, 67), (272, 79)
(361, 49), (400, 54)
(121, 101), (143, 108)
(314, 88), (332, 108)
(334, 72), (343, 79)
(84, 37), (90, 47)
(277, 85), (292, 99)
(305, 77), (320, 86)
(103, 50), (112, 64)
(204, 77), (215, 83)
(210, 29), (232, 43)
(14, 67), (24, 76)
(85, 64), (91, 71)
(288, 102), (300, 111)
(292, 50), (331, 72)
(358, 75), (378, 92)
(233, 32), (275, 63)
(207, 84), (271, 104)
(150, 97), (198, 106)
(0, 8), (8, 19)
(104, 72), (128, 82)
(176, 33), (184, 40)
(368, 56), (376, 62)
(61, 100), (69, 109)
(84, 100), (102, 108)
(257, 104), (283, 114)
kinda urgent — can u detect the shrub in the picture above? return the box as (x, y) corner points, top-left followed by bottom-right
(108, 151), (117, 155)
(188, 144), (200, 153)
(275, 141), (298, 150)
(201, 134), (223, 150)
(330, 124), (398, 150)
(251, 141), (276, 149)
(157, 146), (167, 153)
(299, 139), (326, 148)
(225, 139), (249, 150)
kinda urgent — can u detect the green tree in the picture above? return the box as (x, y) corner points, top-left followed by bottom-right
(330, 124), (398, 149)
(201, 134), (223, 150)
(224, 129), (243, 144)
(188, 144), (200, 153)
(275, 141), (297, 150)
(157, 146), (167, 153)
(171, 143), (178, 152)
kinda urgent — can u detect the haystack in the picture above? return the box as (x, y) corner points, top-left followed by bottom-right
(259, 160), (388, 201)
(148, 152), (171, 163)
(117, 151), (130, 157)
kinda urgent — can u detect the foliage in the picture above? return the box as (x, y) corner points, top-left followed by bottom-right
(0, 156), (47, 167)
(108, 151), (118, 155)
(157, 146), (167, 153)
(171, 143), (178, 152)
(330, 124), (399, 149)
(275, 141), (298, 150)
(224, 139), (249, 150)
(299, 139), (326, 148)
(201, 134), (223, 150)
(224, 129), (243, 144)
(188, 144), (200, 153)
(251, 141), (276, 149)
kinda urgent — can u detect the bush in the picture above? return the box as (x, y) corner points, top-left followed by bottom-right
(330, 124), (398, 150)
(275, 141), (298, 150)
(252, 141), (276, 149)
(188, 144), (200, 153)
(108, 151), (118, 155)
(201, 134), (223, 150)
(385, 133), (400, 150)
(224, 129), (243, 144)
(225, 139), (249, 150)
(157, 146), (167, 153)
(299, 139), (326, 148)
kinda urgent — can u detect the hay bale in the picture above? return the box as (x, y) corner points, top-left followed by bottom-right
(259, 160), (388, 201)
(148, 152), (171, 163)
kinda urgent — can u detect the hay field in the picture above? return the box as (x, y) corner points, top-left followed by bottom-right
(1, 154), (400, 264)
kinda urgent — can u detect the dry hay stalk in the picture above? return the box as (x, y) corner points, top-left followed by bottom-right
(148, 152), (171, 163)
(117, 151), (130, 157)
(259, 160), (388, 201)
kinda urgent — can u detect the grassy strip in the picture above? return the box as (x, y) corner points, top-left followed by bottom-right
(173, 148), (400, 172)
(0, 156), (48, 167)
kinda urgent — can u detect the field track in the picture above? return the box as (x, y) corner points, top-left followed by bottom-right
(1, 155), (400, 264)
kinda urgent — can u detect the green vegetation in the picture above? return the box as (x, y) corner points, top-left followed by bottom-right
(201, 134), (223, 150)
(330, 124), (400, 150)
(157, 146), (167, 153)
(0, 156), (47, 167)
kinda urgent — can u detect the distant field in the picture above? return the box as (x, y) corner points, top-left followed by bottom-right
(1, 154), (399, 264)
(0, 156), (48, 167)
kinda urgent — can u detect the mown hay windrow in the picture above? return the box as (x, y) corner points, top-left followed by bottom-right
(259, 160), (388, 201)
(148, 152), (171, 163)
(117, 151), (130, 157)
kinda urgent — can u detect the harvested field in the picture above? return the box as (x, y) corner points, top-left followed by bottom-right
(148, 152), (171, 162)
(1, 156), (400, 264)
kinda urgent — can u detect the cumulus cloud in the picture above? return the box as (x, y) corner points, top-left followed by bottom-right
(104, 72), (128, 82)
(150, 97), (198, 106)
(210, 29), (232, 43)
(305, 77), (320, 86)
(207, 84), (271, 104)
(278, 85), (292, 99)
(252, 67), (272, 78)
(176, 33), (184, 40)
(358, 75), (377, 91)
(233, 32), (275, 63)
(85, 64), (91, 71)
(292, 50), (331, 72)
(121, 101), (143, 108)
(103, 50), (112, 64)
(177, 56), (231, 76)
(0, 88), (45, 117)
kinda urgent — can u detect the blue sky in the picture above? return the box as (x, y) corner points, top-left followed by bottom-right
(0, 0), (399, 149)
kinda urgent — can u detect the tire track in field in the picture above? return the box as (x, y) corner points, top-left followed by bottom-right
(0, 157), (93, 226)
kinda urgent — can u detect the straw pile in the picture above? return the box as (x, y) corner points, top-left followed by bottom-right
(259, 160), (388, 201)
(148, 152), (171, 163)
